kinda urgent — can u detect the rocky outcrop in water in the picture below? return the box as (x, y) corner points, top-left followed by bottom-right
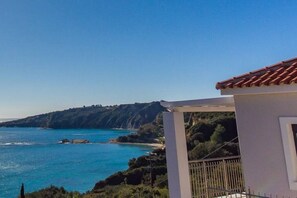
(58, 139), (90, 144)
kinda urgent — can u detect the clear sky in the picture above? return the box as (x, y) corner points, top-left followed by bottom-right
(1, 0), (297, 118)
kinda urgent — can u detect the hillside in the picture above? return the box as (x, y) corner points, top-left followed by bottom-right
(0, 102), (166, 129)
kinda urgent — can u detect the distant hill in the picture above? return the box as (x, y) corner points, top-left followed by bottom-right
(0, 102), (166, 129)
(0, 118), (18, 123)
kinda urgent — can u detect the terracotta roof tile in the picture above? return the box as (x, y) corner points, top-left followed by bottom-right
(242, 76), (258, 87)
(216, 57), (297, 90)
(234, 78), (247, 88)
(280, 76), (293, 84)
(290, 76), (297, 84)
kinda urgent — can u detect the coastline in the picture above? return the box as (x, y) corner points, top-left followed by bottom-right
(109, 140), (164, 149)
(112, 127), (137, 132)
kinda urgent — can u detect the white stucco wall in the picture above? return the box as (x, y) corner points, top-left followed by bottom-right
(234, 93), (297, 196)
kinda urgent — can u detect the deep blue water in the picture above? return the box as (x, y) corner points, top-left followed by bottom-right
(0, 127), (152, 198)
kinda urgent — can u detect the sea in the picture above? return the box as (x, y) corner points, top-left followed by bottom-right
(0, 126), (152, 198)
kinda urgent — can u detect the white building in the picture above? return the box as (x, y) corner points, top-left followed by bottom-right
(162, 57), (297, 197)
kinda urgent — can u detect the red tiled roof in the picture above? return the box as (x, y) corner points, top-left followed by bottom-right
(216, 57), (297, 90)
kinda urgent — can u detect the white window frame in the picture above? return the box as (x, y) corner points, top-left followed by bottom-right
(279, 117), (297, 190)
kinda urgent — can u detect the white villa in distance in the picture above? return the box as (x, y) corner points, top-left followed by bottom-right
(161, 57), (297, 198)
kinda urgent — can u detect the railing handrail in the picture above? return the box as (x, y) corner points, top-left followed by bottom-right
(189, 155), (241, 163)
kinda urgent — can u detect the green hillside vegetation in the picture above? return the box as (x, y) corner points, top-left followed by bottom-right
(0, 102), (165, 129)
(115, 113), (164, 143)
(25, 185), (168, 198)
(24, 186), (82, 198)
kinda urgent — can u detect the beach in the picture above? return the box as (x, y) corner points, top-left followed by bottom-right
(109, 140), (164, 149)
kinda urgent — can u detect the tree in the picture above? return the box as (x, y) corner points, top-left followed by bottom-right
(210, 124), (226, 144)
(20, 183), (25, 198)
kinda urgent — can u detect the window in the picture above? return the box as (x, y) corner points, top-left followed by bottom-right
(279, 117), (297, 190)
(292, 125), (297, 155)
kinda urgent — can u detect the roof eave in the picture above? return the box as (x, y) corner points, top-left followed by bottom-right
(220, 84), (297, 95)
(161, 97), (235, 113)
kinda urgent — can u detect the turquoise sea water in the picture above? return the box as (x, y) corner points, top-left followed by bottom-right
(0, 127), (152, 198)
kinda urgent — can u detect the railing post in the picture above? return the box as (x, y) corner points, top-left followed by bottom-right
(248, 187), (251, 198)
(222, 159), (229, 196)
(203, 161), (209, 198)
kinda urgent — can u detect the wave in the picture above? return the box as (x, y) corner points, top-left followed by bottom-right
(73, 133), (98, 136)
(0, 162), (20, 170)
(0, 142), (35, 146)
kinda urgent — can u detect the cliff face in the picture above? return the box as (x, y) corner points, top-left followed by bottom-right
(0, 102), (166, 129)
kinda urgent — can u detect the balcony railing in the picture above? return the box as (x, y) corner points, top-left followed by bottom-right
(189, 156), (244, 198)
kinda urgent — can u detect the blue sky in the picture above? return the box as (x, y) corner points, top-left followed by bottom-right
(1, 0), (297, 118)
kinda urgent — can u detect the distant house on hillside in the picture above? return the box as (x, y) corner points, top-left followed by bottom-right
(161, 57), (297, 197)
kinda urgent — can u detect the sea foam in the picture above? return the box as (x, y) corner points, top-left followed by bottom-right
(0, 142), (34, 146)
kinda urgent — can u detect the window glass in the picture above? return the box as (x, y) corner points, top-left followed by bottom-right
(292, 124), (297, 154)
